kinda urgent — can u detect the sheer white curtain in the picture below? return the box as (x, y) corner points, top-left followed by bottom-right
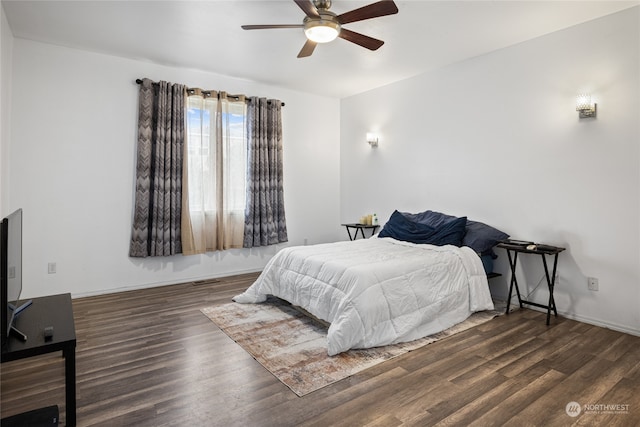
(181, 90), (247, 254)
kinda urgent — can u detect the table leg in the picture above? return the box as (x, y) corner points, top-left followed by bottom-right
(63, 345), (76, 427)
(346, 227), (354, 241)
(550, 254), (559, 318)
(505, 250), (523, 314)
(541, 253), (560, 325)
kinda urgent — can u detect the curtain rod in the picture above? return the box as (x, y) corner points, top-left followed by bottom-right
(135, 79), (285, 107)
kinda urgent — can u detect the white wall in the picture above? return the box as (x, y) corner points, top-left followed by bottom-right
(0, 4), (13, 214)
(341, 7), (640, 334)
(5, 38), (342, 298)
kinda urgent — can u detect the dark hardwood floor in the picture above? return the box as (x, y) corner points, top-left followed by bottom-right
(2, 272), (639, 426)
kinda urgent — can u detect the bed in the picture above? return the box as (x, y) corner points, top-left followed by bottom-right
(233, 210), (508, 356)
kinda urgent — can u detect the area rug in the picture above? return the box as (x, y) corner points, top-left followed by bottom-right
(201, 298), (501, 396)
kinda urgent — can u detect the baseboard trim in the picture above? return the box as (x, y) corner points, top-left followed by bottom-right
(72, 267), (263, 299)
(557, 310), (640, 337)
(491, 288), (639, 337)
(521, 304), (640, 337)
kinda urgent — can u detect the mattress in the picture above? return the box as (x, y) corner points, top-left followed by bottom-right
(233, 237), (494, 355)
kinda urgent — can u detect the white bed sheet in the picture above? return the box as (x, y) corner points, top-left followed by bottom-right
(233, 237), (494, 356)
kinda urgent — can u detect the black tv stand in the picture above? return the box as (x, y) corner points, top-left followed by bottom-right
(1, 294), (76, 426)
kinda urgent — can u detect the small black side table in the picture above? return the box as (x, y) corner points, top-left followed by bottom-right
(342, 223), (379, 241)
(496, 241), (565, 325)
(1, 293), (76, 426)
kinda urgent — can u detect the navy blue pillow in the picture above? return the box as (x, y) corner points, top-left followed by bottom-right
(379, 211), (467, 246)
(463, 220), (509, 254)
(401, 210), (509, 254)
(426, 216), (467, 246)
(403, 210), (455, 228)
(379, 210), (436, 243)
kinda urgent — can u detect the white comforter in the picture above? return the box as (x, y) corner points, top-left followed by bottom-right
(233, 237), (494, 356)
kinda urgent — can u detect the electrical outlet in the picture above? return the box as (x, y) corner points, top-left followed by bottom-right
(48, 262), (57, 274)
(587, 277), (599, 291)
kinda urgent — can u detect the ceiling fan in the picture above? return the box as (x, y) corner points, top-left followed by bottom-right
(241, 0), (399, 58)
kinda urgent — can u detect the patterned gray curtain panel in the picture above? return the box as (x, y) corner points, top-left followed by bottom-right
(243, 97), (288, 248)
(129, 78), (186, 257)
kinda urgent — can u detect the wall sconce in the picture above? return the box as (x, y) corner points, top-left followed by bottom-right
(366, 132), (379, 148)
(576, 94), (597, 119)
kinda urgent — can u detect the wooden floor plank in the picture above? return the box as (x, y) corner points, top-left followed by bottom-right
(2, 272), (639, 426)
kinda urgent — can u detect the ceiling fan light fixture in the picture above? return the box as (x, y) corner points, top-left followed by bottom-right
(241, 0), (399, 57)
(304, 20), (340, 43)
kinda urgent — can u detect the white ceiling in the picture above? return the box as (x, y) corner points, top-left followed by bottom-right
(2, 1), (638, 98)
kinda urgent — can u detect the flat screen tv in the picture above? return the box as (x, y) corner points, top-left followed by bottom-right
(1, 208), (31, 347)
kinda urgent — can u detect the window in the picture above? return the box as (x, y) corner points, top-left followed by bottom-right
(130, 78), (286, 258)
(182, 92), (247, 253)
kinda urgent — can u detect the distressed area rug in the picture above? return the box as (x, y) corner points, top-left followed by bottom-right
(201, 298), (500, 396)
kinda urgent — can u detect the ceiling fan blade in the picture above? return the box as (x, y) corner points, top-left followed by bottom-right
(336, 0), (398, 25)
(294, 0), (320, 18)
(338, 28), (384, 51)
(297, 39), (317, 58)
(242, 24), (304, 30)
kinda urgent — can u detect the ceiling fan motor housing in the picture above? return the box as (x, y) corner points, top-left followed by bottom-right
(304, 12), (341, 43)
